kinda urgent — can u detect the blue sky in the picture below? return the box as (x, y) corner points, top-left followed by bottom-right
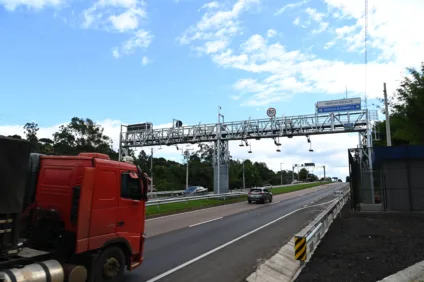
(1, 0), (422, 179)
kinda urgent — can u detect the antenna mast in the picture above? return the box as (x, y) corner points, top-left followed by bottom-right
(364, 0), (368, 110)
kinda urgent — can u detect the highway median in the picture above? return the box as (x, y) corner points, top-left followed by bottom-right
(146, 182), (332, 218)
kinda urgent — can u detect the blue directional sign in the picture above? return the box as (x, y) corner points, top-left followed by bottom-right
(316, 98), (361, 113)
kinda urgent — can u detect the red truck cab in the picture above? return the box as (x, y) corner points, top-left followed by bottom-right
(23, 152), (148, 281)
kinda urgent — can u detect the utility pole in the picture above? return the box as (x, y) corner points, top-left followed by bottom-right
(297, 165), (301, 181)
(184, 149), (193, 190)
(186, 152), (189, 190)
(323, 165), (326, 180)
(242, 159), (246, 191)
(150, 148), (153, 193)
(280, 163), (284, 185)
(383, 82), (392, 146)
(217, 106), (221, 194)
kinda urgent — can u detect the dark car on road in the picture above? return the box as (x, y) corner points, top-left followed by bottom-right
(248, 187), (273, 204)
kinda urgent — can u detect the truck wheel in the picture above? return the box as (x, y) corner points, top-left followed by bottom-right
(94, 246), (126, 282)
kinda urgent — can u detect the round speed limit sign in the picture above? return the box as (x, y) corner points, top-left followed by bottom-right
(267, 107), (276, 117)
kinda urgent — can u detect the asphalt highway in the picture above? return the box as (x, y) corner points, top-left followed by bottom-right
(146, 182), (337, 237)
(125, 183), (347, 282)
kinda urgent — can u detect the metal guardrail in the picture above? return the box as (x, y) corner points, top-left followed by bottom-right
(146, 192), (247, 207)
(294, 187), (350, 263)
(147, 181), (325, 197)
(148, 190), (185, 197)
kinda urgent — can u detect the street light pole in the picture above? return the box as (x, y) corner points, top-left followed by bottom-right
(383, 82), (392, 146)
(150, 148), (153, 193)
(242, 159), (246, 190)
(280, 162), (284, 185)
(186, 154), (189, 190)
(184, 147), (193, 190)
(217, 106), (224, 194)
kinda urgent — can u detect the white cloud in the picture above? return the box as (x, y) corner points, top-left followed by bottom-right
(305, 7), (325, 22)
(312, 21), (328, 33)
(123, 29), (153, 53)
(324, 0), (424, 67)
(194, 39), (229, 55)
(81, 0), (152, 58)
(178, 0), (424, 106)
(112, 29), (153, 57)
(177, 0), (260, 52)
(108, 7), (146, 32)
(0, 120), (358, 179)
(266, 28), (277, 38)
(212, 32), (405, 104)
(141, 56), (150, 66)
(304, 7), (328, 33)
(201, 1), (220, 10)
(242, 34), (267, 52)
(112, 47), (121, 58)
(275, 1), (306, 16)
(0, 0), (64, 11)
(82, 0), (146, 32)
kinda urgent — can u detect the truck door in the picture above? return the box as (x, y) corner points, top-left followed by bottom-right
(117, 171), (144, 254)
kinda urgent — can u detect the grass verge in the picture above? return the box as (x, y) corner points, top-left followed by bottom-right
(146, 195), (247, 218)
(271, 182), (331, 195)
(146, 182), (332, 218)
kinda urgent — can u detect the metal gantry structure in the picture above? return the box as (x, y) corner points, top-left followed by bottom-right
(119, 109), (377, 194)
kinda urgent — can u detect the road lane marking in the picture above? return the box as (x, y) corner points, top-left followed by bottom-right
(189, 217), (223, 227)
(146, 209), (203, 221)
(146, 198), (338, 282)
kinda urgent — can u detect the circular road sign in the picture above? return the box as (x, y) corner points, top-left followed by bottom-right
(267, 107), (276, 117)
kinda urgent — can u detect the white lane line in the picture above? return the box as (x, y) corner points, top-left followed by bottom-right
(146, 210), (198, 221)
(189, 217), (223, 228)
(146, 198), (337, 282)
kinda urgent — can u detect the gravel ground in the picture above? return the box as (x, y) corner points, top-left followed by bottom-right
(295, 202), (424, 282)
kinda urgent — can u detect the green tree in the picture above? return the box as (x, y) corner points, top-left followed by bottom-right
(53, 117), (117, 159)
(298, 168), (309, 181)
(23, 122), (39, 152)
(375, 63), (424, 146)
(7, 134), (22, 139)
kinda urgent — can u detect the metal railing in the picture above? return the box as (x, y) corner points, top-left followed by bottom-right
(294, 187), (350, 263)
(146, 192), (247, 207)
(148, 190), (185, 197)
(147, 181), (323, 197)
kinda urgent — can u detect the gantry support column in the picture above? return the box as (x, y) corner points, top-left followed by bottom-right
(213, 140), (230, 194)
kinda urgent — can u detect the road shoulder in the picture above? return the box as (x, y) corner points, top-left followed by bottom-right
(294, 202), (424, 282)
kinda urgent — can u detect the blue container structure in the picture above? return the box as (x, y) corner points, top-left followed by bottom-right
(373, 145), (424, 169)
